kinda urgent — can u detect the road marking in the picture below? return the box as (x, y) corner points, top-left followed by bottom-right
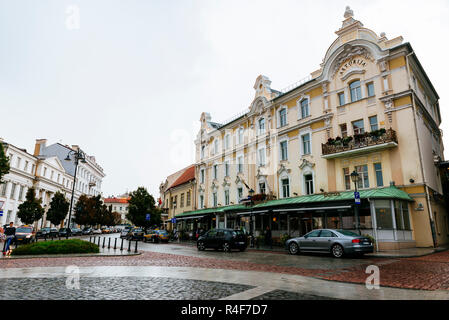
(220, 286), (275, 300)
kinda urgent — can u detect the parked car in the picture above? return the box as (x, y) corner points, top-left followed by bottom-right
(36, 227), (59, 239)
(15, 226), (35, 244)
(58, 228), (72, 237)
(101, 227), (111, 234)
(285, 229), (374, 258)
(71, 228), (83, 236)
(197, 229), (247, 252)
(127, 227), (144, 241)
(82, 227), (93, 235)
(92, 229), (102, 235)
(120, 226), (134, 239)
(143, 229), (169, 243)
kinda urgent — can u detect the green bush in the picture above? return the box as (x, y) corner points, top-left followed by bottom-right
(11, 239), (99, 256)
(279, 233), (291, 245)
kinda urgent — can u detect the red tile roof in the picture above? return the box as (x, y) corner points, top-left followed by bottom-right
(104, 197), (130, 204)
(170, 165), (195, 189)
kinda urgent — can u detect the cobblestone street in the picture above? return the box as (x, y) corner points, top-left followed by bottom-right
(2, 238), (449, 295)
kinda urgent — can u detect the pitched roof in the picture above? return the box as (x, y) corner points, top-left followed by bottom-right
(170, 165), (195, 189)
(104, 197), (130, 204)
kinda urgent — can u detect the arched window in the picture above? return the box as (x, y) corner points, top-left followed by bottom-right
(350, 80), (362, 102)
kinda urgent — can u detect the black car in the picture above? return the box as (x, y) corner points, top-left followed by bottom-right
(15, 226), (35, 244)
(71, 228), (83, 236)
(58, 228), (72, 237)
(36, 227), (59, 239)
(197, 229), (247, 252)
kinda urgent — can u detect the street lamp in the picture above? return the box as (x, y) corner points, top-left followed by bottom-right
(64, 148), (87, 236)
(350, 170), (361, 234)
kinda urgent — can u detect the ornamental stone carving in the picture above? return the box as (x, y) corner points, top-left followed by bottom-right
(331, 45), (374, 79)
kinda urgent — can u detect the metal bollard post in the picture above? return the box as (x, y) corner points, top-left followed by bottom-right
(108, 238), (111, 249)
(134, 240), (138, 253)
(97, 237), (100, 247)
(120, 238), (123, 251)
(89, 236), (92, 243)
(102, 237), (105, 248)
(128, 239), (131, 252)
(114, 238), (117, 250)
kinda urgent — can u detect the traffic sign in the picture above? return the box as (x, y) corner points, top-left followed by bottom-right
(172, 218), (177, 224)
(354, 192), (361, 204)
(145, 213), (151, 221)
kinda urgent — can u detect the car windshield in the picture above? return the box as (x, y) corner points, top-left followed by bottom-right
(60, 228), (67, 231)
(336, 230), (360, 237)
(233, 230), (244, 235)
(41, 228), (50, 231)
(16, 227), (32, 233)
(157, 231), (168, 235)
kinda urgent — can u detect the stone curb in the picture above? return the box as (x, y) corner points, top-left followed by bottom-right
(0, 252), (142, 260)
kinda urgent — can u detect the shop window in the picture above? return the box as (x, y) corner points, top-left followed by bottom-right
(375, 200), (393, 229)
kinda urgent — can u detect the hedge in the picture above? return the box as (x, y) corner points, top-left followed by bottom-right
(11, 239), (99, 256)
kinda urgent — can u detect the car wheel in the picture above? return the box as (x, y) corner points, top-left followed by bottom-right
(222, 242), (231, 253)
(197, 241), (205, 251)
(289, 242), (300, 255)
(331, 244), (344, 258)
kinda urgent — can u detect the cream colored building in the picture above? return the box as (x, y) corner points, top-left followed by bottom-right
(177, 7), (448, 250)
(159, 165), (196, 230)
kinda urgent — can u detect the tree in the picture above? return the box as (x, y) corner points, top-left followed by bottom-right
(126, 187), (162, 229)
(0, 142), (10, 183)
(46, 192), (70, 227)
(17, 188), (44, 225)
(73, 195), (95, 227)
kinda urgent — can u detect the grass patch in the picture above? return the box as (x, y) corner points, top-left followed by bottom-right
(11, 239), (100, 256)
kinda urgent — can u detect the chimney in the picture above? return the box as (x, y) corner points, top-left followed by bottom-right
(71, 145), (79, 151)
(34, 139), (47, 156)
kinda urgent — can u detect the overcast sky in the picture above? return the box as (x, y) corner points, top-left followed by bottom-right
(1, 0), (448, 198)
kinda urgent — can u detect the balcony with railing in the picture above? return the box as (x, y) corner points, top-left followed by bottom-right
(321, 128), (398, 159)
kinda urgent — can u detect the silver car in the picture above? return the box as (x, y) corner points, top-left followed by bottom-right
(285, 229), (374, 258)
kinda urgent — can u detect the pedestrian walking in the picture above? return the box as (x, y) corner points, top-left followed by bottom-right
(3, 222), (16, 256)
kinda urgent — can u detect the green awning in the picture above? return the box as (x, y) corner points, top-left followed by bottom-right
(253, 186), (413, 209)
(175, 204), (249, 218)
(175, 186), (413, 218)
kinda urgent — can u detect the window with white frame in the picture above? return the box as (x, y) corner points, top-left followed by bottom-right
(280, 140), (288, 161)
(225, 134), (230, 149)
(338, 92), (345, 106)
(259, 182), (266, 194)
(224, 160), (230, 177)
(301, 133), (311, 155)
(300, 98), (310, 119)
(281, 178), (290, 198)
(355, 165), (369, 189)
(279, 108), (287, 127)
(350, 80), (362, 102)
(258, 118), (265, 135)
(258, 147), (266, 166)
(224, 190), (230, 205)
(238, 128), (244, 144)
(304, 174), (314, 195)
(238, 156), (243, 173)
(200, 168), (205, 183)
(213, 192), (217, 207)
(213, 164), (218, 180)
(369, 116), (378, 131)
(237, 187), (243, 201)
(214, 139), (219, 154)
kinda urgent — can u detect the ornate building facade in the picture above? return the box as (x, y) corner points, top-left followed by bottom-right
(175, 7), (447, 250)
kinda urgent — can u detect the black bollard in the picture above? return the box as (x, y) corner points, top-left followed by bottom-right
(114, 238), (117, 250)
(89, 236), (92, 243)
(120, 238), (123, 251)
(108, 238), (111, 249)
(128, 239), (131, 252)
(97, 237), (100, 247)
(102, 237), (105, 248)
(134, 240), (138, 253)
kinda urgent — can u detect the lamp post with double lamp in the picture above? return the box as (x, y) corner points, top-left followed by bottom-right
(350, 170), (361, 235)
(64, 149), (87, 238)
